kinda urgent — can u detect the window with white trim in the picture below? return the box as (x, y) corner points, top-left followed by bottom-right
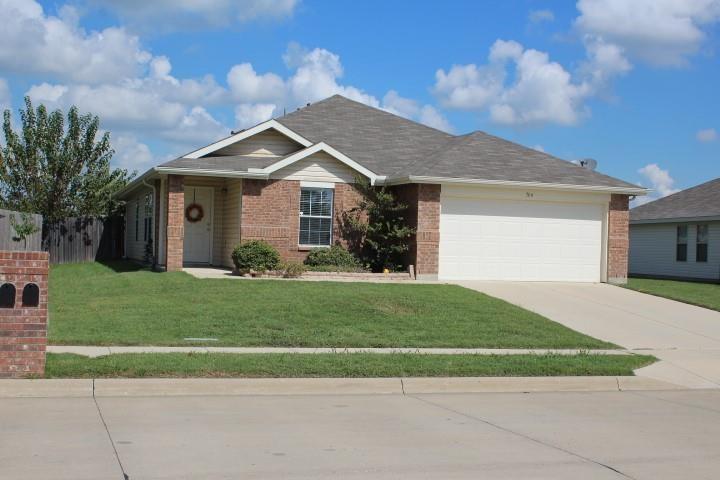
(697, 224), (708, 262)
(299, 188), (333, 246)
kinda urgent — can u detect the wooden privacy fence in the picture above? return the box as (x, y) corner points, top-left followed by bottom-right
(0, 208), (43, 251)
(44, 216), (124, 264)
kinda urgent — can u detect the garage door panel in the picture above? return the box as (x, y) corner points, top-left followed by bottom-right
(439, 195), (603, 282)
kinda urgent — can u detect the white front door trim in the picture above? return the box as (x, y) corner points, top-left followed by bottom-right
(183, 186), (214, 264)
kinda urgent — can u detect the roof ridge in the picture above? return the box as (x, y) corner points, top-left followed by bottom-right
(279, 94), (456, 138)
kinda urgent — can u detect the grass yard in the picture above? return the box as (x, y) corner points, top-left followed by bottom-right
(625, 278), (720, 312)
(44, 353), (654, 378)
(49, 261), (615, 349)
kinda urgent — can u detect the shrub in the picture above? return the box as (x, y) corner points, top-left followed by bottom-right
(304, 245), (359, 267)
(340, 176), (415, 272)
(231, 240), (280, 273)
(281, 261), (306, 278)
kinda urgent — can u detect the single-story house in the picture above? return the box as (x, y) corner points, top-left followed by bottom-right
(630, 177), (719, 282)
(116, 95), (646, 282)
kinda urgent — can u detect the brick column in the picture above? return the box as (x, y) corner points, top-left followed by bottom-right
(0, 251), (48, 378)
(607, 194), (629, 284)
(165, 175), (185, 272)
(415, 184), (441, 279)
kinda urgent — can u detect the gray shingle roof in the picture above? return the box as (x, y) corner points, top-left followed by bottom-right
(410, 131), (640, 189)
(160, 154), (286, 172)
(277, 95), (452, 177)
(159, 94), (642, 191)
(631, 177), (720, 222)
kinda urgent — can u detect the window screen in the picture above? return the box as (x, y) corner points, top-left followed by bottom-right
(299, 188), (333, 246)
(676, 225), (688, 262)
(697, 225), (708, 262)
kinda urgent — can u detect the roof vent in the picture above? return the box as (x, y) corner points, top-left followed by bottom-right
(579, 158), (598, 171)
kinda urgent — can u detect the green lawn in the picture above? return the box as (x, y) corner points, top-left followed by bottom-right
(49, 261), (615, 349)
(44, 352), (654, 378)
(625, 278), (720, 312)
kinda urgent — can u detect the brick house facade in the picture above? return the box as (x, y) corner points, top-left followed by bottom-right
(120, 95), (640, 283)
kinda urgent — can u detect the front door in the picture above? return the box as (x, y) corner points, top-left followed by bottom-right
(183, 186), (213, 264)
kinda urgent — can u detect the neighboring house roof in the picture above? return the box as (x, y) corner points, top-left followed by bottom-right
(120, 94), (645, 197)
(630, 177), (720, 223)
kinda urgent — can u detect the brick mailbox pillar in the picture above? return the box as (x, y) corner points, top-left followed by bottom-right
(0, 251), (49, 378)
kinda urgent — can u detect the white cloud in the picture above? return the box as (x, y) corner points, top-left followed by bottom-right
(0, 78), (11, 113)
(529, 9), (555, 23)
(382, 90), (420, 119)
(235, 103), (277, 129)
(696, 128), (717, 142)
(419, 105), (453, 133)
(228, 46), (453, 132)
(0, 0), (152, 84)
(636, 163), (680, 205)
(433, 36), (633, 126)
(87, 0), (298, 32)
(575, 0), (720, 67)
(111, 134), (154, 171)
(227, 63), (285, 103)
(532, 145), (545, 152)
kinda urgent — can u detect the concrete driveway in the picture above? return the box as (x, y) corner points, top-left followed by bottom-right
(458, 281), (720, 389)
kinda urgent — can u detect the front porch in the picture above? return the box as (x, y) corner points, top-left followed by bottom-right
(161, 175), (242, 271)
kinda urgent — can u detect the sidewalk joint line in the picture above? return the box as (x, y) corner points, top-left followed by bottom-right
(92, 380), (130, 480)
(407, 394), (637, 480)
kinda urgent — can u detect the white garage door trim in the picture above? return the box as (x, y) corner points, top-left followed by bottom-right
(439, 185), (609, 282)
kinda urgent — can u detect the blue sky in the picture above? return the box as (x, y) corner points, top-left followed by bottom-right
(1, 0), (718, 204)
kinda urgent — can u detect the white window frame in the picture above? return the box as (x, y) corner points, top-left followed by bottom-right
(298, 187), (334, 248)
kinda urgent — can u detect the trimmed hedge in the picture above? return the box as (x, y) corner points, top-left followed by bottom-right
(304, 245), (360, 268)
(231, 240), (280, 273)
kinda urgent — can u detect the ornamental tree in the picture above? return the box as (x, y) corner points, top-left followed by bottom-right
(0, 97), (134, 223)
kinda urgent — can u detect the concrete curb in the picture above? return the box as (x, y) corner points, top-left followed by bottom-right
(47, 345), (628, 357)
(0, 376), (685, 398)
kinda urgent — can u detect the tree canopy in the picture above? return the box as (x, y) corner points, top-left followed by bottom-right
(0, 97), (133, 223)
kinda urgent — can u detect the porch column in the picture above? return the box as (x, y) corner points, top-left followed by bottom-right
(165, 175), (185, 272)
(607, 194), (630, 284)
(415, 184), (441, 280)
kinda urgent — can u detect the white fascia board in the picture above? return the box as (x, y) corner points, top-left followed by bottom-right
(258, 142), (379, 184)
(184, 120), (312, 159)
(385, 175), (648, 195)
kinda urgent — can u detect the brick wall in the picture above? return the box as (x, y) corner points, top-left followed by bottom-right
(391, 183), (441, 278)
(240, 179), (364, 262)
(0, 251), (48, 378)
(165, 175), (185, 271)
(241, 179), (303, 261)
(608, 194), (630, 284)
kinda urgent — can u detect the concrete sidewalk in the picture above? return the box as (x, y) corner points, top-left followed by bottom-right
(47, 345), (627, 357)
(3, 389), (720, 479)
(0, 376), (684, 398)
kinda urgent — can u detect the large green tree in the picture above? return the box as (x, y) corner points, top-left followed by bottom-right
(0, 97), (133, 223)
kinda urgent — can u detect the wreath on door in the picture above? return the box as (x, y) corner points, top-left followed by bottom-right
(185, 203), (204, 223)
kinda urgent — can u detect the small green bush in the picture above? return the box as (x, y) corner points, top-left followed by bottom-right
(304, 245), (359, 267)
(281, 261), (306, 278)
(231, 240), (280, 273)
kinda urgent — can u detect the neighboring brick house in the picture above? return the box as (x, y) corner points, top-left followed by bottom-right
(116, 95), (646, 283)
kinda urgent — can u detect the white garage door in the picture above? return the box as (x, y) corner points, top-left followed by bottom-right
(439, 192), (604, 282)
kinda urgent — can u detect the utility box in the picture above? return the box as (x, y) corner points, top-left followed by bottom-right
(0, 251), (48, 378)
